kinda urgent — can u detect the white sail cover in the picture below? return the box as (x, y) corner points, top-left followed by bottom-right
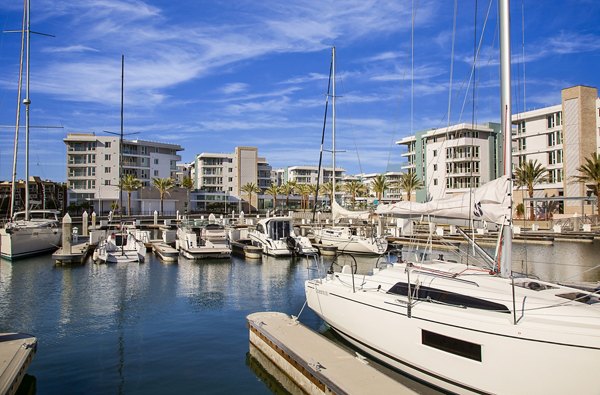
(332, 200), (373, 222)
(376, 176), (511, 225)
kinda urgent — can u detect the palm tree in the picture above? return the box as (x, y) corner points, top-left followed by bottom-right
(181, 176), (194, 214)
(343, 180), (367, 208)
(371, 174), (388, 203)
(265, 184), (280, 211)
(241, 182), (260, 213)
(572, 152), (600, 215)
(396, 172), (425, 202)
(296, 184), (312, 210)
(152, 177), (175, 216)
(515, 160), (548, 221)
(321, 181), (335, 208)
(120, 174), (142, 216)
(280, 181), (297, 210)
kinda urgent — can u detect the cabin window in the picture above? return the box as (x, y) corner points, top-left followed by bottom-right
(556, 292), (600, 305)
(422, 330), (482, 362)
(387, 282), (510, 313)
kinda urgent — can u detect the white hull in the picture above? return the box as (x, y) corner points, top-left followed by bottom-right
(177, 223), (231, 260)
(248, 233), (292, 257)
(0, 225), (61, 260)
(313, 227), (387, 255)
(94, 230), (145, 264)
(306, 263), (600, 394)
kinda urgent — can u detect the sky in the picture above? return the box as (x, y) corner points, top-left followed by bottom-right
(0, 0), (599, 183)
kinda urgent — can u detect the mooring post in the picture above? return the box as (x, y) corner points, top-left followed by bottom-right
(62, 213), (72, 255)
(82, 211), (88, 236)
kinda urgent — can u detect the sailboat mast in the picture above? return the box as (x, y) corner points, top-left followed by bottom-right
(24, 0), (31, 220)
(9, 2), (27, 219)
(119, 54), (124, 221)
(331, 47), (336, 203)
(499, 0), (513, 278)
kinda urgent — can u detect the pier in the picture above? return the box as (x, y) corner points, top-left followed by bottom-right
(247, 312), (416, 394)
(0, 333), (37, 395)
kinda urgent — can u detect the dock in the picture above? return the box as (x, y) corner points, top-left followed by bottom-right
(52, 237), (93, 265)
(247, 312), (416, 394)
(0, 333), (37, 395)
(151, 241), (179, 263)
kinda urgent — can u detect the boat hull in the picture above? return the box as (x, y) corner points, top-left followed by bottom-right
(314, 230), (387, 255)
(305, 276), (600, 395)
(0, 227), (62, 260)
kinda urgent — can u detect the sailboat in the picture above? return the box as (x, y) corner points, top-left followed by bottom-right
(0, 0), (62, 260)
(304, 2), (600, 394)
(93, 56), (145, 264)
(311, 47), (388, 255)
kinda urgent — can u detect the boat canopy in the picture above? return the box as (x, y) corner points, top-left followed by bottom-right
(376, 176), (511, 225)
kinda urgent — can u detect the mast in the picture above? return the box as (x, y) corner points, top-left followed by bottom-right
(9, 1), (27, 219)
(24, 0), (31, 220)
(331, 47), (336, 203)
(119, 54), (124, 222)
(499, 0), (513, 278)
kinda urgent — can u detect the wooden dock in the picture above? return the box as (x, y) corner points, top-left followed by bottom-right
(0, 333), (36, 395)
(247, 312), (416, 394)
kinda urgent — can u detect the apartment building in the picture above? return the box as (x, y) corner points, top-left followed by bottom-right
(191, 146), (272, 211)
(397, 122), (502, 201)
(0, 177), (66, 216)
(285, 165), (345, 185)
(64, 133), (183, 213)
(359, 172), (404, 202)
(512, 85), (599, 215)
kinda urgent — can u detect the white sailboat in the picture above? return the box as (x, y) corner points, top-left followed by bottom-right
(311, 47), (388, 255)
(0, 1), (62, 260)
(305, 2), (600, 394)
(94, 225), (146, 264)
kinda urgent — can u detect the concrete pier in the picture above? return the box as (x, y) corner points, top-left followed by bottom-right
(0, 333), (37, 395)
(247, 312), (416, 394)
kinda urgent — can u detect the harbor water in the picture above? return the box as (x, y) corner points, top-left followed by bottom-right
(1, 240), (599, 394)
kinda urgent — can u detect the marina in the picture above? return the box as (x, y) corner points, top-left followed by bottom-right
(0, 238), (599, 394)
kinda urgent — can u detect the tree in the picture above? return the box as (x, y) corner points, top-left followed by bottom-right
(296, 183), (312, 210)
(343, 180), (367, 208)
(321, 181), (335, 208)
(572, 152), (600, 215)
(396, 172), (425, 202)
(515, 160), (548, 220)
(120, 174), (142, 216)
(265, 184), (280, 211)
(181, 176), (194, 213)
(152, 177), (175, 216)
(280, 181), (297, 210)
(241, 182), (260, 213)
(371, 174), (388, 203)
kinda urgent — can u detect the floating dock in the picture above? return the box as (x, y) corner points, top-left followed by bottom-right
(247, 312), (416, 394)
(0, 333), (37, 395)
(151, 241), (179, 263)
(52, 237), (93, 265)
(230, 239), (262, 259)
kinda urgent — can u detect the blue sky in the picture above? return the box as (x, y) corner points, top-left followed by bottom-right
(1, 0), (599, 182)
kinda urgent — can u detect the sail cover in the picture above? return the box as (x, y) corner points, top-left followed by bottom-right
(375, 176), (511, 225)
(332, 200), (373, 222)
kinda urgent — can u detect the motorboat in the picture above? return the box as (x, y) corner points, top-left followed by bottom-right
(248, 217), (317, 257)
(312, 225), (387, 255)
(176, 220), (231, 260)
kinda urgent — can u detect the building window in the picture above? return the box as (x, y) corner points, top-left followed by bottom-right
(433, 164), (437, 171)
(105, 180), (111, 186)
(105, 167), (111, 173)
(518, 138), (526, 151)
(105, 142), (111, 148)
(433, 150), (437, 157)
(154, 170), (159, 176)
(433, 179), (438, 186)
(105, 154), (111, 161)
(517, 121), (526, 134)
(547, 112), (562, 129)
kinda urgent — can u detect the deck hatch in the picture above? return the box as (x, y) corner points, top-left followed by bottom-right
(422, 330), (482, 361)
(388, 282), (510, 313)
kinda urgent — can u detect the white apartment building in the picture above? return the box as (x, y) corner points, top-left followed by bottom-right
(64, 133), (183, 213)
(285, 165), (345, 185)
(359, 172), (404, 202)
(191, 146), (272, 211)
(397, 122), (502, 201)
(512, 85), (599, 215)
